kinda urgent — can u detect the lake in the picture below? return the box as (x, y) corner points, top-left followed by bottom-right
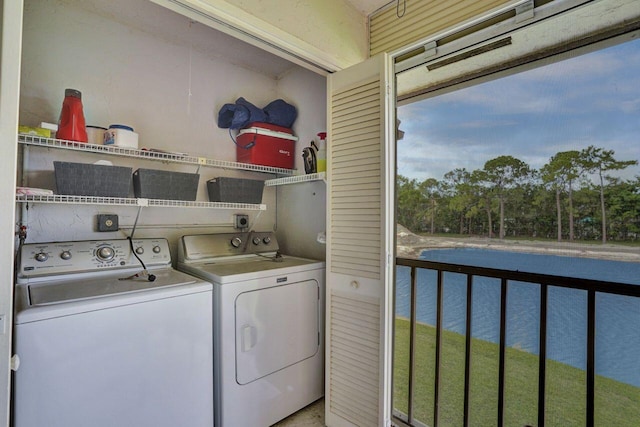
(395, 248), (640, 387)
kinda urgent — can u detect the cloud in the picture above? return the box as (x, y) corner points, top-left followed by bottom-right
(396, 37), (640, 182)
(458, 119), (518, 129)
(406, 45), (640, 119)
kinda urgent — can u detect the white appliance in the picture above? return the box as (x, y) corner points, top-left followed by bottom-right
(13, 238), (214, 427)
(177, 232), (325, 427)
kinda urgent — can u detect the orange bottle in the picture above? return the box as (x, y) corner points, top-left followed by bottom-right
(57, 89), (88, 142)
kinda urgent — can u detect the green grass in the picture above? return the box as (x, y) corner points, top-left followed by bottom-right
(393, 317), (640, 427)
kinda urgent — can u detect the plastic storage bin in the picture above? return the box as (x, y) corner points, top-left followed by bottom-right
(54, 161), (132, 197)
(133, 168), (199, 201)
(207, 177), (264, 204)
(103, 124), (139, 149)
(236, 122), (297, 169)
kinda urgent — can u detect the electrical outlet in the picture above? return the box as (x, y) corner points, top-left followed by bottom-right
(234, 214), (249, 230)
(97, 214), (119, 232)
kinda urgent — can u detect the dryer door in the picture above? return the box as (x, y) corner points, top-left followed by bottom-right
(235, 279), (319, 385)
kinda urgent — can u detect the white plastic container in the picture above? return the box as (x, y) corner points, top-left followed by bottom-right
(86, 126), (107, 145)
(103, 124), (138, 149)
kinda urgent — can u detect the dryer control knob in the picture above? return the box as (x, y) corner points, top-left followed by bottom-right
(231, 237), (242, 248)
(152, 246), (161, 254)
(262, 236), (271, 244)
(60, 250), (72, 260)
(35, 252), (49, 262)
(252, 237), (261, 245)
(135, 247), (144, 255)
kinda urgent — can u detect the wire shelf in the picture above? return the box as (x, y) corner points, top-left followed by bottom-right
(18, 134), (295, 176)
(16, 194), (139, 206)
(146, 199), (266, 210)
(264, 172), (326, 186)
(15, 194), (266, 210)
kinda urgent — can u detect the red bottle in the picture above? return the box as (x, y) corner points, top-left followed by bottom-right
(57, 88), (88, 142)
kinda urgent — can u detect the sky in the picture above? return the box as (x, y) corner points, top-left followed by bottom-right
(397, 37), (640, 183)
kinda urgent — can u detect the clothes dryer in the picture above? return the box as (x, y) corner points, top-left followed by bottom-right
(177, 232), (325, 427)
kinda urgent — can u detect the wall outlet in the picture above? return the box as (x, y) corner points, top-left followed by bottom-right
(234, 214), (249, 230)
(97, 214), (118, 232)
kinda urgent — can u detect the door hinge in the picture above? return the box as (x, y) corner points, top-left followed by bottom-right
(515, 0), (534, 23)
(423, 40), (437, 58)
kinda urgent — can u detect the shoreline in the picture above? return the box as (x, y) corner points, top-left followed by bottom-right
(396, 225), (640, 263)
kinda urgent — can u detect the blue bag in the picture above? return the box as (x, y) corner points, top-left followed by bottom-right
(263, 99), (297, 128)
(217, 97), (296, 129)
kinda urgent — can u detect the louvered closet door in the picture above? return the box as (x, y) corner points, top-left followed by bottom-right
(326, 54), (394, 427)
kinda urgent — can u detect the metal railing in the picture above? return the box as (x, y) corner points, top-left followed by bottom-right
(393, 257), (640, 427)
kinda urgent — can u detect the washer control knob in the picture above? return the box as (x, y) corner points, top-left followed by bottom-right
(135, 247), (144, 255)
(35, 252), (48, 262)
(152, 246), (161, 254)
(262, 236), (271, 244)
(96, 246), (115, 261)
(230, 237), (242, 248)
(252, 237), (261, 245)
(60, 251), (72, 260)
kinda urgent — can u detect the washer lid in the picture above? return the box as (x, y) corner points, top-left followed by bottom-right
(27, 269), (199, 306)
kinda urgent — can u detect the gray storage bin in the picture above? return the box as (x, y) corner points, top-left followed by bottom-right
(133, 168), (199, 201)
(207, 177), (264, 204)
(54, 161), (132, 197)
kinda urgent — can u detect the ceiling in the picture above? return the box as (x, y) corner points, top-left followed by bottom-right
(346, 0), (393, 16)
(86, 0), (395, 78)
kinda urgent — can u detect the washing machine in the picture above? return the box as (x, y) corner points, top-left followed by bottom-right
(177, 232), (325, 427)
(13, 238), (214, 427)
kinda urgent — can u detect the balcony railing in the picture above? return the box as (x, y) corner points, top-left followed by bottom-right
(393, 256), (640, 427)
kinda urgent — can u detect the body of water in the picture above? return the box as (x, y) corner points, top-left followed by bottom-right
(395, 248), (640, 387)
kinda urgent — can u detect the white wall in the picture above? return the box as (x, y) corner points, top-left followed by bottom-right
(276, 67), (327, 260)
(18, 0), (326, 258)
(21, 0), (280, 160)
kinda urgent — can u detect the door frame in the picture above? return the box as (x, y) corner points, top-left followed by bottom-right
(0, 0), (23, 424)
(388, 0), (640, 425)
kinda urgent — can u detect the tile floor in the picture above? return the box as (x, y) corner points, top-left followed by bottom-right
(273, 398), (325, 426)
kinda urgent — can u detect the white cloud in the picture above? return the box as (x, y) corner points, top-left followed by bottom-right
(397, 38), (640, 182)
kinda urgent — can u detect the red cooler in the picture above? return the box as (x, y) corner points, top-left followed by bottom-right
(236, 122), (297, 169)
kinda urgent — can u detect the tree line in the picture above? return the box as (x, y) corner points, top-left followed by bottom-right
(397, 145), (639, 243)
